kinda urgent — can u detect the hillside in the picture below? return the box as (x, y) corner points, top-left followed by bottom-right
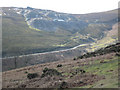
(2, 42), (120, 88)
(2, 7), (118, 57)
(2, 21), (118, 71)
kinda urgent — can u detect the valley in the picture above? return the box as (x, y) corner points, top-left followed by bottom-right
(2, 19), (118, 71)
(1, 7), (119, 88)
(2, 7), (118, 57)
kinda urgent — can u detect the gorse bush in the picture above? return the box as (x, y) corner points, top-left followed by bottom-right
(76, 68), (86, 74)
(41, 67), (62, 78)
(57, 64), (62, 67)
(73, 57), (77, 60)
(27, 73), (38, 79)
(60, 81), (68, 88)
(24, 71), (28, 74)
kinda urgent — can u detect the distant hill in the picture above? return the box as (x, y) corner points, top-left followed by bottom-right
(2, 7), (118, 57)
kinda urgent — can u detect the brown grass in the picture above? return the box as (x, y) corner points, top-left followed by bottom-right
(2, 53), (116, 88)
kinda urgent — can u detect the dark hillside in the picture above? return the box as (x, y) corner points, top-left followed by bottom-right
(77, 42), (120, 59)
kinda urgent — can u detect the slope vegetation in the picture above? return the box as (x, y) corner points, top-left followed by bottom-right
(3, 42), (120, 88)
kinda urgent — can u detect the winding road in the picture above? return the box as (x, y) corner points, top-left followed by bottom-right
(2, 43), (91, 59)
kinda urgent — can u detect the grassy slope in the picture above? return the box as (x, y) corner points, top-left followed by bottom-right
(2, 43), (119, 88)
(76, 42), (120, 88)
(86, 23), (118, 52)
(2, 54), (118, 88)
(2, 8), (75, 57)
(80, 56), (118, 88)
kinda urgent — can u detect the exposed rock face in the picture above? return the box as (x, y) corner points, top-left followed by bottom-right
(15, 7), (118, 33)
